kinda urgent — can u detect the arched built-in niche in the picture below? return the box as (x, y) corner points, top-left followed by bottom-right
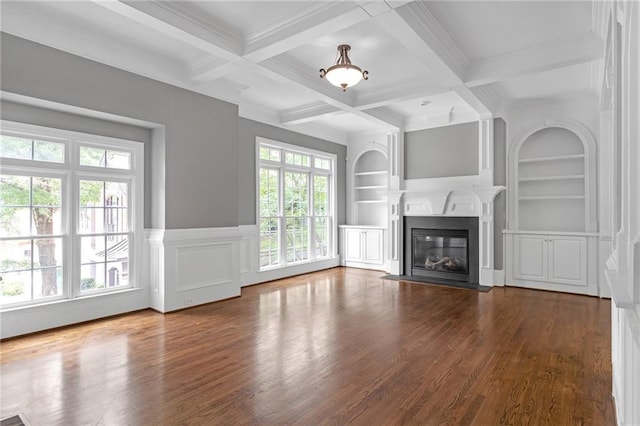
(508, 121), (597, 233)
(350, 146), (388, 226)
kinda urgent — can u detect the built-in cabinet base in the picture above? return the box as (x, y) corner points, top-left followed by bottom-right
(505, 231), (599, 296)
(339, 226), (387, 271)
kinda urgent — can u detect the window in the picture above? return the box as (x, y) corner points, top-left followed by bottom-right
(257, 138), (335, 270)
(0, 122), (143, 308)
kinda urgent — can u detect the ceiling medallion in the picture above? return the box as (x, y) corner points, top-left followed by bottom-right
(319, 44), (369, 91)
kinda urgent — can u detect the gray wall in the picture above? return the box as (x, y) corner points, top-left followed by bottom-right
(493, 118), (507, 270)
(404, 121), (479, 179)
(1, 33), (239, 229)
(238, 118), (347, 226)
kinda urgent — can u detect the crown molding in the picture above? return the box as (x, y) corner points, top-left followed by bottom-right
(143, 1), (243, 55)
(94, 1), (241, 61)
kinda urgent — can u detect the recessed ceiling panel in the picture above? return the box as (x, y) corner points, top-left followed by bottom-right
(494, 62), (593, 100)
(179, 1), (347, 40)
(427, 1), (593, 60)
(386, 91), (473, 118)
(229, 69), (323, 111)
(287, 19), (431, 94)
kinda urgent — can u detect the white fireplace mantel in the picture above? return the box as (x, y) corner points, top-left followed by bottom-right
(397, 185), (504, 217)
(387, 185), (505, 286)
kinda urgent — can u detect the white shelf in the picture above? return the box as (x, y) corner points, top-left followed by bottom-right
(356, 200), (387, 204)
(519, 195), (585, 201)
(354, 185), (386, 190)
(354, 170), (387, 176)
(518, 174), (585, 182)
(518, 153), (585, 164)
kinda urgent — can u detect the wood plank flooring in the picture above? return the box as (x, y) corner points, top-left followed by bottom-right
(0, 267), (615, 425)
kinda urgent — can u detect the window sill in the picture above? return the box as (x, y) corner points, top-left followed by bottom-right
(1, 287), (144, 314)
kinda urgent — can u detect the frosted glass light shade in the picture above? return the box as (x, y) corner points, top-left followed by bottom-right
(325, 65), (364, 89)
(320, 44), (368, 91)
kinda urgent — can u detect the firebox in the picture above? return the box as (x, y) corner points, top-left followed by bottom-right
(404, 216), (479, 284)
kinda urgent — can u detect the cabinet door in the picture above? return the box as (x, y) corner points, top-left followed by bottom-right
(363, 229), (384, 264)
(344, 229), (364, 262)
(548, 236), (587, 286)
(513, 235), (547, 282)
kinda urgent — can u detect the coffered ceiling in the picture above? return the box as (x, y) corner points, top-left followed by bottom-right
(0, 1), (603, 144)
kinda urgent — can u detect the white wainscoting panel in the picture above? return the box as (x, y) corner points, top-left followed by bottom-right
(146, 227), (242, 312)
(176, 243), (233, 291)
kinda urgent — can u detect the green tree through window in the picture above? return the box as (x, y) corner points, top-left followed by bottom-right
(258, 140), (334, 270)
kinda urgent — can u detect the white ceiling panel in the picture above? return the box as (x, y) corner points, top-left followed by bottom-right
(427, 1), (593, 61)
(288, 19), (432, 94)
(494, 62), (593, 101)
(386, 91), (473, 118)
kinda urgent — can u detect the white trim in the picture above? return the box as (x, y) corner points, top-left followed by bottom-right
(0, 120), (144, 313)
(145, 226), (241, 313)
(255, 137), (337, 271)
(492, 269), (505, 287)
(0, 287), (148, 339)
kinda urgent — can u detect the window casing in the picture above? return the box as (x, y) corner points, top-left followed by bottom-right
(257, 138), (336, 270)
(0, 121), (143, 308)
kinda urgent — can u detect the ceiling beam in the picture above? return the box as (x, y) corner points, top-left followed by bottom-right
(260, 55), (399, 130)
(465, 32), (605, 87)
(243, 4), (370, 63)
(373, 2), (496, 117)
(383, 2), (468, 83)
(280, 102), (342, 125)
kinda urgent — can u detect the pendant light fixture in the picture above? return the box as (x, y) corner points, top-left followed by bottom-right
(319, 44), (369, 91)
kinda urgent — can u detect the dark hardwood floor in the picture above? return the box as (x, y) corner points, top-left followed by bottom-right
(0, 267), (615, 425)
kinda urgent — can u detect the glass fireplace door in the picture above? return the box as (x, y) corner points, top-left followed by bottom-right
(412, 229), (469, 275)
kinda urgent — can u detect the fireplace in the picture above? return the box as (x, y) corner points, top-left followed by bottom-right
(404, 216), (479, 285)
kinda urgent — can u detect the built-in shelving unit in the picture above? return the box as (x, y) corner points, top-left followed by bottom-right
(518, 174), (584, 182)
(342, 140), (389, 272)
(352, 151), (388, 225)
(505, 123), (598, 297)
(518, 153), (585, 163)
(516, 128), (588, 232)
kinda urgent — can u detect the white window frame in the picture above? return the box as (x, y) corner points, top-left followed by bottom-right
(0, 120), (144, 309)
(256, 137), (337, 271)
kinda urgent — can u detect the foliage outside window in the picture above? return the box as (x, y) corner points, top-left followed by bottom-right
(0, 123), (142, 308)
(258, 139), (335, 270)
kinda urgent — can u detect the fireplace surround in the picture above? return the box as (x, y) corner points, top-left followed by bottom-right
(404, 216), (479, 285)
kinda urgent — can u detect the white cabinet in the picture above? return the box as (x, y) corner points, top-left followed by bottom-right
(508, 232), (595, 295)
(340, 226), (385, 271)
